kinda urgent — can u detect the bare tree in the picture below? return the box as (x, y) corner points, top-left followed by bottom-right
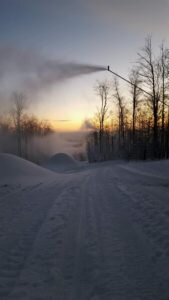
(11, 92), (27, 157)
(95, 81), (110, 156)
(138, 36), (161, 158)
(129, 67), (142, 143)
(22, 116), (53, 159)
(113, 78), (125, 148)
(158, 42), (169, 157)
(87, 37), (169, 162)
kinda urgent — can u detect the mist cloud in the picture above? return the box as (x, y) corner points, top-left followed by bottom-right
(81, 119), (95, 131)
(0, 46), (105, 97)
(33, 131), (87, 162)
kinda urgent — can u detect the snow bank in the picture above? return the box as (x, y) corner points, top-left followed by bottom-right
(44, 153), (78, 172)
(0, 153), (54, 184)
(120, 159), (169, 179)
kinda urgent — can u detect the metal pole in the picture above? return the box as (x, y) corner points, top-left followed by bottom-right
(107, 66), (152, 97)
(107, 66), (169, 108)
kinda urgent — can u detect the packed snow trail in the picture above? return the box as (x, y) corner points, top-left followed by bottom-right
(0, 162), (169, 299)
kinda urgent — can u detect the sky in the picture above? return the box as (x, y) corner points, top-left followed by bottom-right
(0, 0), (169, 131)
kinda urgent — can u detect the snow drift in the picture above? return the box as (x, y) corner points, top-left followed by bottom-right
(43, 153), (78, 172)
(0, 153), (54, 184)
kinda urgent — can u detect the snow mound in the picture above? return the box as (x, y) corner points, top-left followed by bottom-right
(0, 153), (54, 184)
(44, 153), (78, 172)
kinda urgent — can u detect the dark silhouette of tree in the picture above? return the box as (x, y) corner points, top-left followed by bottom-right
(158, 42), (169, 157)
(95, 81), (110, 158)
(129, 67), (142, 144)
(113, 78), (125, 150)
(138, 36), (161, 158)
(11, 92), (27, 157)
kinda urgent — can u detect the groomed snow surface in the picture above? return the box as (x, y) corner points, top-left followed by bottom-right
(0, 153), (169, 299)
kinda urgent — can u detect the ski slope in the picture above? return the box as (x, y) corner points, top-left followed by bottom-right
(0, 154), (169, 299)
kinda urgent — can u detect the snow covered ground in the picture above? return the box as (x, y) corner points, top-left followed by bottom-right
(42, 153), (80, 173)
(0, 154), (169, 299)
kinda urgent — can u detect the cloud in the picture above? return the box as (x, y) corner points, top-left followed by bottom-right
(55, 120), (72, 123)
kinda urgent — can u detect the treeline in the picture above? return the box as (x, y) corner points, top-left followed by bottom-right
(87, 37), (169, 162)
(0, 92), (53, 162)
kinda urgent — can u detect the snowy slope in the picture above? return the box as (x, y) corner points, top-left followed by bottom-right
(120, 159), (169, 179)
(0, 153), (55, 185)
(0, 159), (169, 299)
(43, 152), (79, 172)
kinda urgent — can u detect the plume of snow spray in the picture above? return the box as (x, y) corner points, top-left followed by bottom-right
(0, 48), (107, 160)
(28, 61), (106, 90)
(0, 47), (106, 94)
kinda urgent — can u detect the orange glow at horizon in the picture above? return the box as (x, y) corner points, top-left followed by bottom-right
(52, 120), (81, 131)
(50, 112), (87, 132)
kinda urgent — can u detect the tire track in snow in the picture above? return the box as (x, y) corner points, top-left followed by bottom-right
(0, 176), (74, 299)
(2, 164), (169, 299)
(113, 165), (169, 259)
(87, 167), (164, 299)
(69, 175), (90, 300)
(7, 173), (88, 300)
(107, 165), (169, 299)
